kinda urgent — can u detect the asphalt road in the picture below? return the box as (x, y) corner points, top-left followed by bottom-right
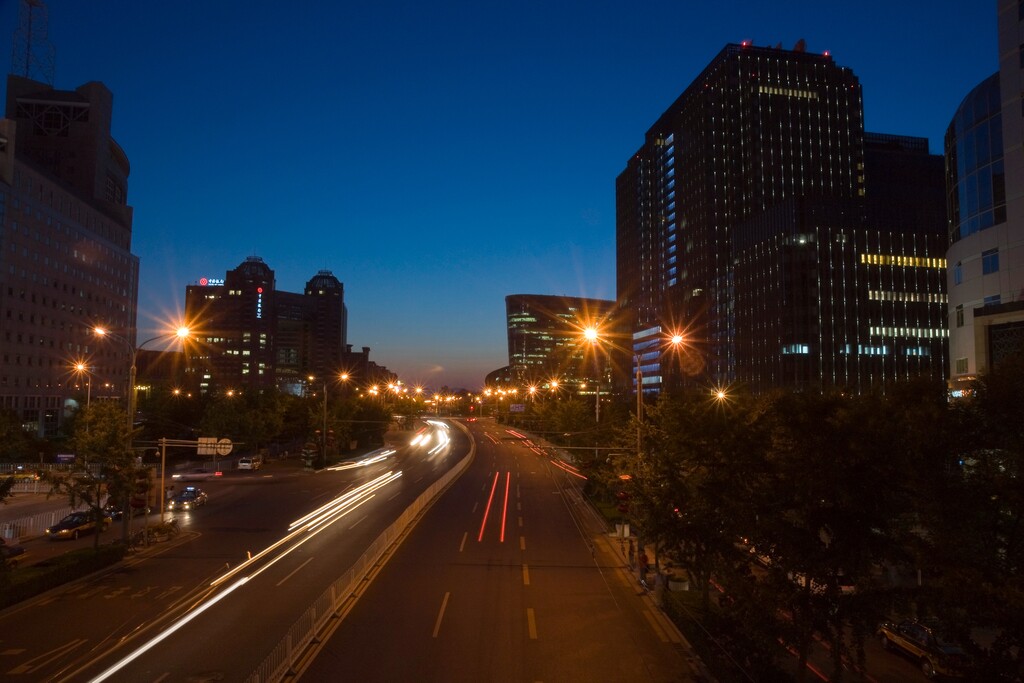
(0, 421), (464, 682)
(298, 418), (704, 683)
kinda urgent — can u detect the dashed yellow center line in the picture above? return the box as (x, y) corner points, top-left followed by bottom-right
(526, 608), (538, 639)
(522, 564), (530, 586)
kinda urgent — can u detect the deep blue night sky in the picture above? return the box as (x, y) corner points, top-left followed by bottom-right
(0, 1), (997, 389)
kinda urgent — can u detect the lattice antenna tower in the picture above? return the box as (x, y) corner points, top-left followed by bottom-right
(11, 0), (56, 85)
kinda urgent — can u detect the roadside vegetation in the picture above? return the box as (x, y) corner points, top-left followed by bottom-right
(499, 360), (1023, 682)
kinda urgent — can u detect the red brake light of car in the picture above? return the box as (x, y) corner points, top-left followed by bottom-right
(214, 471), (223, 477)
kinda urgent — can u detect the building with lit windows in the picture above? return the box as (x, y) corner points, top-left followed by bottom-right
(0, 75), (138, 435)
(945, 0), (1024, 395)
(183, 258), (349, 394)
(617, 42), (949, 394)
(505, 294), (621, 389)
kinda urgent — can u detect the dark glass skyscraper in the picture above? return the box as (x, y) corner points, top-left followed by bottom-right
(618, 42), (948, 394)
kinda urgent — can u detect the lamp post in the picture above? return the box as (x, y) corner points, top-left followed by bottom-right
(309, 375), (328, 468)
(633, 333), (684, 457)
(95, 325), (191, 524)
(95, 325), (191, 439)
(73, 361), (92, 410)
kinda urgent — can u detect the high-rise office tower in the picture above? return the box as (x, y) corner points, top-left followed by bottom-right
(183, 258), (349, 395)
(618, 42), (948, 394)
(0, 75), (138, 434)
(945, 0), (1024, 394)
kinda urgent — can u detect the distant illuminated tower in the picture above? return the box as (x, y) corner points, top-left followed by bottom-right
(184, 259), (349, 394)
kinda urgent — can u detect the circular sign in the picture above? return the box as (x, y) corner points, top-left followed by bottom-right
(200, 277), (209, 286)
(216, 438), (233, 456)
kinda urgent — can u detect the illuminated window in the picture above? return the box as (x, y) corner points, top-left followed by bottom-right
(860, 254), (946, 269)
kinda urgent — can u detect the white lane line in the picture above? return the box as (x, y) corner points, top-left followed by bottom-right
(348, 514), (368, 530)
(459, 531), (468, 553)
(432, 592), (451, 638)
(277, 557), (314, 587)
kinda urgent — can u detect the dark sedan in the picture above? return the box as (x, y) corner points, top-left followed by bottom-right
(167, 486), (208, 512)
(44, 511), (111, 541)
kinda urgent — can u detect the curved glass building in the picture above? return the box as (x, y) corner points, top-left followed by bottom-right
(944, 1), (1024, 395)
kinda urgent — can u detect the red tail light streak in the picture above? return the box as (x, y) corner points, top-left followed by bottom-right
(477, 471), (511, 542)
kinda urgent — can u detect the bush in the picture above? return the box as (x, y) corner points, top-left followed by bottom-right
(0, 544), (126, 609)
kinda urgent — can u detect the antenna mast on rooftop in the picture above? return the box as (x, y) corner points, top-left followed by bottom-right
(11, 0), (55, 85)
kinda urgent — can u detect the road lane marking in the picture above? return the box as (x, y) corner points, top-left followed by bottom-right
(527, 608), (538, 639)
(348, 514), (368, 529)
(459, 531), (468, 552)
(519, 516), (523, 528)
(432, 592), (451, 638)
(276, 556), (315, 586)
(520, 536), (526, 551)
(522, 564), (530, 586)
(388, 490), (401, 501)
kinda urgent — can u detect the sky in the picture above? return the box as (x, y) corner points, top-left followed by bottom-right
(0, 0), (998, 390)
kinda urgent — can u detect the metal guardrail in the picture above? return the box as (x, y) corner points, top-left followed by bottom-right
(245, 426), (473, 683)
(2, 505), (79, 541)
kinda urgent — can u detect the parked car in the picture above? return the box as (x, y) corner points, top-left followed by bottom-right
(0, 538), (26, 567)
(237, 456), (262, 471)
(44, 511), (111, 541)
(878, 619), (969, 678)
(167, 486), (208, 512)
(172, 468), (221, 482)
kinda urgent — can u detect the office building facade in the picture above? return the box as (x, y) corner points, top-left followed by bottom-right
(617, 42), (948, 394)
(945, 0), (1024, 393)
(505, 294), (620, 388)
(0, 75), (138, 435)
(183, 257), (349, 394)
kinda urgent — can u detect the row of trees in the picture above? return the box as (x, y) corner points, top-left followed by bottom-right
(492, 363), (1022, 681)
(593, 368), (1022, 681)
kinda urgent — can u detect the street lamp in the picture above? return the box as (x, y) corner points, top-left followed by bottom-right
(95, 324), (191, 522)
(309, 374), (328, 468)
(73, 362), (92, 411)
(633, 332), (685, 456)
(95, 325), (191, 437)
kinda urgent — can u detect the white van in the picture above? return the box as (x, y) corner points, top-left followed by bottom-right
(237, 456), (262, 471)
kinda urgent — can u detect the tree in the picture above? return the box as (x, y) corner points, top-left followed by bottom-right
(43, 401), (135, 549)
(0, 408), (39, 463)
